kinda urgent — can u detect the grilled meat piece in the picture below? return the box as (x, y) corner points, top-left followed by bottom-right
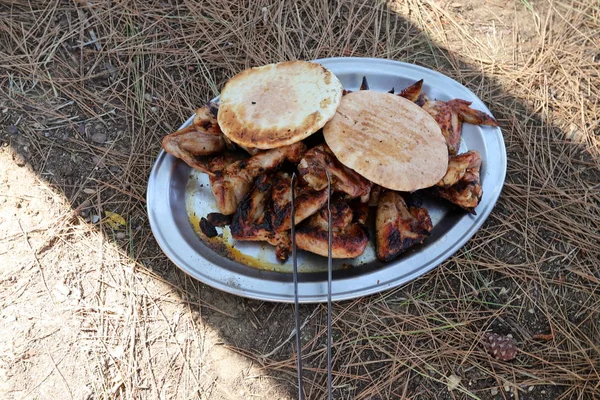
(298, 143), (372, 201)
(421, 97), (498, 155)
(296, 198), (369, 258)
(210, 142), (306, 215)
(162, 104), (227, 171)
(206, 212), (232, 227)
(398, 79), (423, 102)
(376, 191), (433, 262)
(271, 172), (328, 232)
(359, 76), (369, 91)
(429, 150), (483, 214)
(230, 175), (291, 262)
(200, 217), (218, 238)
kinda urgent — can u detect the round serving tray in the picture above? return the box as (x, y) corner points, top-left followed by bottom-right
(147, 57), (506, 303)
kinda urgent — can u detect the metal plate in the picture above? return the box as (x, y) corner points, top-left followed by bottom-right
(147, 57), (506, 303)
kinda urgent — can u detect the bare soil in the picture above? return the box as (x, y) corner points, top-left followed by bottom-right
(1, 0), (599, 399)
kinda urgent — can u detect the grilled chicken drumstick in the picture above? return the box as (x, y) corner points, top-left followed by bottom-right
(230, 175), (291, 262)
(210, 142), (306, 215)
(428, 150), (483, 214)
(296, 198), (369, 258)
(376, 191), (433, 262)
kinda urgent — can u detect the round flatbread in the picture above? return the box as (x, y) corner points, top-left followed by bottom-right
(217, 61), (343, 149)
(323, 90), (448, 192)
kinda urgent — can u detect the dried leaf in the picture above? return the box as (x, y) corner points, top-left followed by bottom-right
(447, 374), (461, 391)
(481, 332), (518, 361)
(104, 211), (126, 229)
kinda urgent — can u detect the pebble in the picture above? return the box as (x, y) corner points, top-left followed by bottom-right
(490, 387), (498, 396)
(504, 383), (511, 392)
(91, 215), (100, 224)
(528, 386), (534, 392)
(150, 106), (158, 113)
(44, 131), (50, 137)
(83, 188), (96, 194)
(13, 153), (26, 167)
(144, 92), (153, 102)
(91, 132), (107, 143)
(116, 232), (126, 239)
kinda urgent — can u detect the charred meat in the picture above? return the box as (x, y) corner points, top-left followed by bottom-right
(429, 150), (483, 214)
(271, 172), (329, 232)
(296, 198), (369, 258)
(376, 191), (433, 262)
(230, 175), (291, 261)
(162, 104), (227, 172)
(298, 143), (372, 201)
(397, 79), (424, 102)
(210, 142), (306, 215)
(421, 97), (498, 155)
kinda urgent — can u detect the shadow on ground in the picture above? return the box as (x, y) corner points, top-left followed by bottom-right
(1, 0), (599, 399)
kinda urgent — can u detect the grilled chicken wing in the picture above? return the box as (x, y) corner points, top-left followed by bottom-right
(421, 98), (498, 155)
(162, 103), (227, 171)
(230, 175), (291, 261)
(296, 198), (369, 258)
(429, 150), (483, 214)
(298, 144), (372, 201)
(271, 172), (329, 232)
(210, 142), (306, 215)
(398, 79), (424, 102)
(376, 191), (433, 262)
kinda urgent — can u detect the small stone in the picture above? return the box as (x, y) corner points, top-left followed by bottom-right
(528, 308), (535, 314)
(150, 106), (158, 113)
(91, 132), (107, 143)
(83, 188), (96, 194)
(91, 215), (100, 224)
(144, 92), (152, 102)
(8, 125), (18, 135)
(528, 386), (534, 392)
(44, 131), (50, 137)
(504, 383), (511, 392)
(490, 387), (498, 396)
(22, 146), (28, 153)
(13, 153), (26, 167)
(116, 232), (126, 239)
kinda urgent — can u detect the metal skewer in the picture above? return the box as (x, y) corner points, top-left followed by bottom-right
(290, 171), (334, 400)
(290, 173), (304, 400)
(325, 171), (333, 400)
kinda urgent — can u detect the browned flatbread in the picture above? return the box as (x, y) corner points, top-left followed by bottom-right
(323, 90), (448, 192)
(217, 61), (343, 149)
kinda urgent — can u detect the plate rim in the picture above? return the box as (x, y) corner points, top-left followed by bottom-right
(147, 57), (507, 303)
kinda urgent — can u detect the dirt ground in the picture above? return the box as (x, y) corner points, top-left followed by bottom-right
(1, 0), (599, 399)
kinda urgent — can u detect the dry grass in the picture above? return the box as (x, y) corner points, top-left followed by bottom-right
(1, 0), (599, 399)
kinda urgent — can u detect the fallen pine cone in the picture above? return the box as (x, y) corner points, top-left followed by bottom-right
(481, 332), (518, 361)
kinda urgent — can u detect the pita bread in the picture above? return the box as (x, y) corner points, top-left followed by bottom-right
(323, 90), (448, 192)
(217, 61), (343, 149)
